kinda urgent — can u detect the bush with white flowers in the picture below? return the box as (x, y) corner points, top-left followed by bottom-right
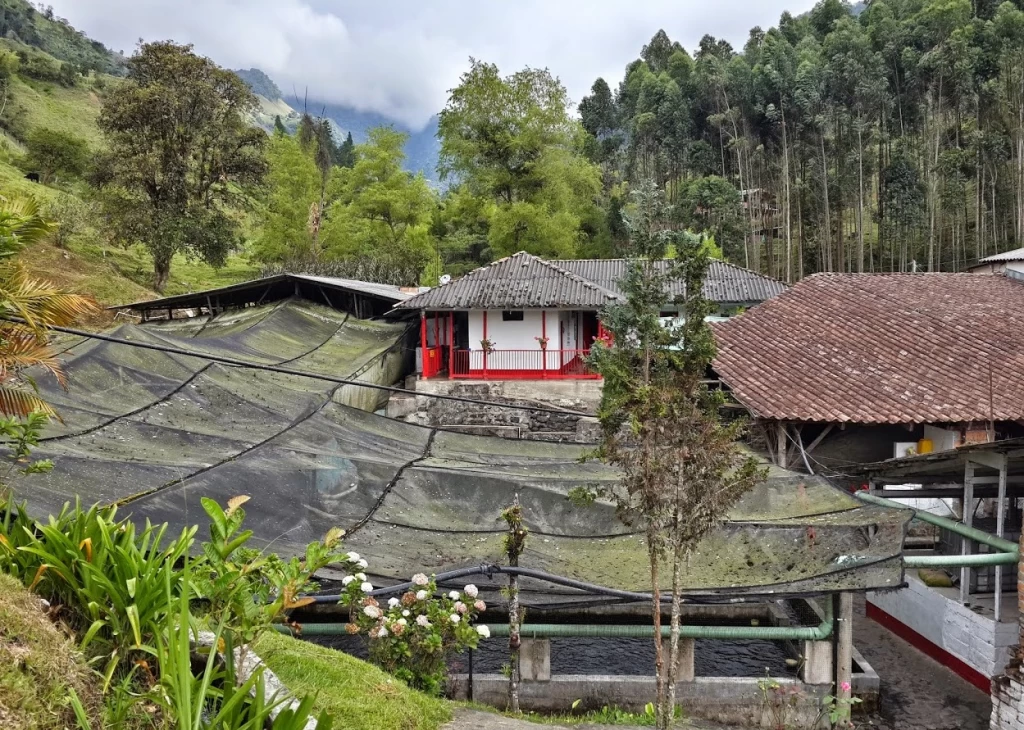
(343, 571), (487, 695)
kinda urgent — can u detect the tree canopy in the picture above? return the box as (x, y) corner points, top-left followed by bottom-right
(95, 41), (267, 291)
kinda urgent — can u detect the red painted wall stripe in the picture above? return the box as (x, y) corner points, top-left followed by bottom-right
(866, 602), (992, 694)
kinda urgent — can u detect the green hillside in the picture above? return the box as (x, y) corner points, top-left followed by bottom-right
(0, 0), (124, 74)
(0, 16), (259, 311)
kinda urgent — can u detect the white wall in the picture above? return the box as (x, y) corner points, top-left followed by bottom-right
(467, 309), (563, 370)
(868, 573), (1016, 678)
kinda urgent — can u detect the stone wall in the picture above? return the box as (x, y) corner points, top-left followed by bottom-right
(992, 676), (1024, 730)
(389, 379), (604, 442)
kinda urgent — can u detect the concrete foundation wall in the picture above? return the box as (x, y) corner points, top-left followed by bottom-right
(868, 575), (1016, 678)
(449, 674), (830, 728)
(391, 379), (604, 442)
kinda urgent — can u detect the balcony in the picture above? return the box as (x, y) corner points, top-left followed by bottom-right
(425, 348), (599, 380)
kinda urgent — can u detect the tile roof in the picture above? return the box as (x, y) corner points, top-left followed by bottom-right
(712, 273), (1024, 425)
(551, 259), (788, 304)
(393, 252), (621, 310)
(395, 252), (786, 310)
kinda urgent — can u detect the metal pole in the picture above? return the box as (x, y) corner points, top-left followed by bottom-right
(996, 454), (1008, 622)
(961, 460), (975, 606)
(836, 593), (854, 723)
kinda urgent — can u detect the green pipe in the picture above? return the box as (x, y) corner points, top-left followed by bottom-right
(904, 552), (1018, 567)
(275, 601), (832, 642)
(855, 492), (1019, 554)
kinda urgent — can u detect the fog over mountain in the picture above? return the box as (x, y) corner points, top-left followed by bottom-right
(46, 0), (815, 131)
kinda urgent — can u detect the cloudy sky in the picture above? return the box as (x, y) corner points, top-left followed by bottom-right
(51, 0), (815, 130)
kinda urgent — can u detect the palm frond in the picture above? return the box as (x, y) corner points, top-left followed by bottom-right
(0, 385), (57, 418)
(0, 329), (64, 385)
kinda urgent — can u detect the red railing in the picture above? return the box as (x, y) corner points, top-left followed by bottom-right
(451, 349), (598, 380)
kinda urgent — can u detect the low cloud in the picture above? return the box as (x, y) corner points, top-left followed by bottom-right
(50, 0), (813, 130)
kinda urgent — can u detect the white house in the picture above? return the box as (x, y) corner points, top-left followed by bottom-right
(393, 251), (786, 380)
(969, 247), (1024, 275)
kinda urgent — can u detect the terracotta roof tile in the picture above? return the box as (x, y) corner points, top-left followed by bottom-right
(712, 273), (1024, 424)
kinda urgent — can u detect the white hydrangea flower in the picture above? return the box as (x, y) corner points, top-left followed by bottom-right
(398, 618), (408, 626)
(476, 625), (491, 638)
(416, 615), (431, 627)
(415, 590), (428, 601)
(361, 581), (374, 592)
(363, 605), (381, 619)
(412, 573), (429, 586)
(388, 597), (400, 608)
(448, 591), (460, 600)
(402, 610), (410, 617)
(357, 559), (368, 569)
(346, 551), (360, 563)
(342, 575), (355, 586)
(449, 613), (461, 624)
(464, 584), (479, 598)
(355, 572), (367, 581)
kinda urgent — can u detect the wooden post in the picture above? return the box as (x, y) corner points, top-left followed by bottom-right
(836, 592), (854, 723)
(541, 310), (547, 378)
(447, 312), (454, 379)
(419, 312), (428, 379)
(961, 460), (975, 605)
(482, 310), (488, 378)
(776, 422), (788, 469)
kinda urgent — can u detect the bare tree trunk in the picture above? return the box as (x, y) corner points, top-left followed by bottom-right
(664, 548), (685, 730)
(650, 537), (665, 727)
(857, 124), (865, 273)
(153, 254), (172, 293)
(819, 133), (832, 272)
(781, 105), (793, 282)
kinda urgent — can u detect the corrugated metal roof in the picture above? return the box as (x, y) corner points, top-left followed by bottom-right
(395, 253), (787, 310)
(979, 247), (1024, 263)
(712, 273), (1024, 425)
(393, 252), (621, 310)
(291, 275), (412, 301)
(111, 273), (410, 312)
(552, 259), (788, 304)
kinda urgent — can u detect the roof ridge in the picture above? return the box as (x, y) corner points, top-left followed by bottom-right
(526, 254), (620, 300)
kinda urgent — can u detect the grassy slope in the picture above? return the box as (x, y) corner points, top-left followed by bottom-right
(254, 632), (453, 730)
(0, 572), (104, 729)
(0, 44), (259, 308)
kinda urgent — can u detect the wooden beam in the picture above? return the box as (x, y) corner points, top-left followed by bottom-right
(804, 424), (834, 455)
(776, 422), (787, 470)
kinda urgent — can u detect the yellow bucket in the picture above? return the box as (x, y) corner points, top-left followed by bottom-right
(917, 438), (934, 455)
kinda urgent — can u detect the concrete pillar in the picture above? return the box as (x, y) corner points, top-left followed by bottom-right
(776, 421), (788, 469)
(676, 637), (695, 682)
(519, 638), (550, 682)
(836, 592), (854, 723)
(801, 639), (833, 685)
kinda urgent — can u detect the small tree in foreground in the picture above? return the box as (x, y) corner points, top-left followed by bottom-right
(577, 180), (764, 729)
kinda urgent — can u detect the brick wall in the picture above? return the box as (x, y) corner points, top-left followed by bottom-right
(988, 518), (1024, 730)
(992, 677), (1024, 729)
